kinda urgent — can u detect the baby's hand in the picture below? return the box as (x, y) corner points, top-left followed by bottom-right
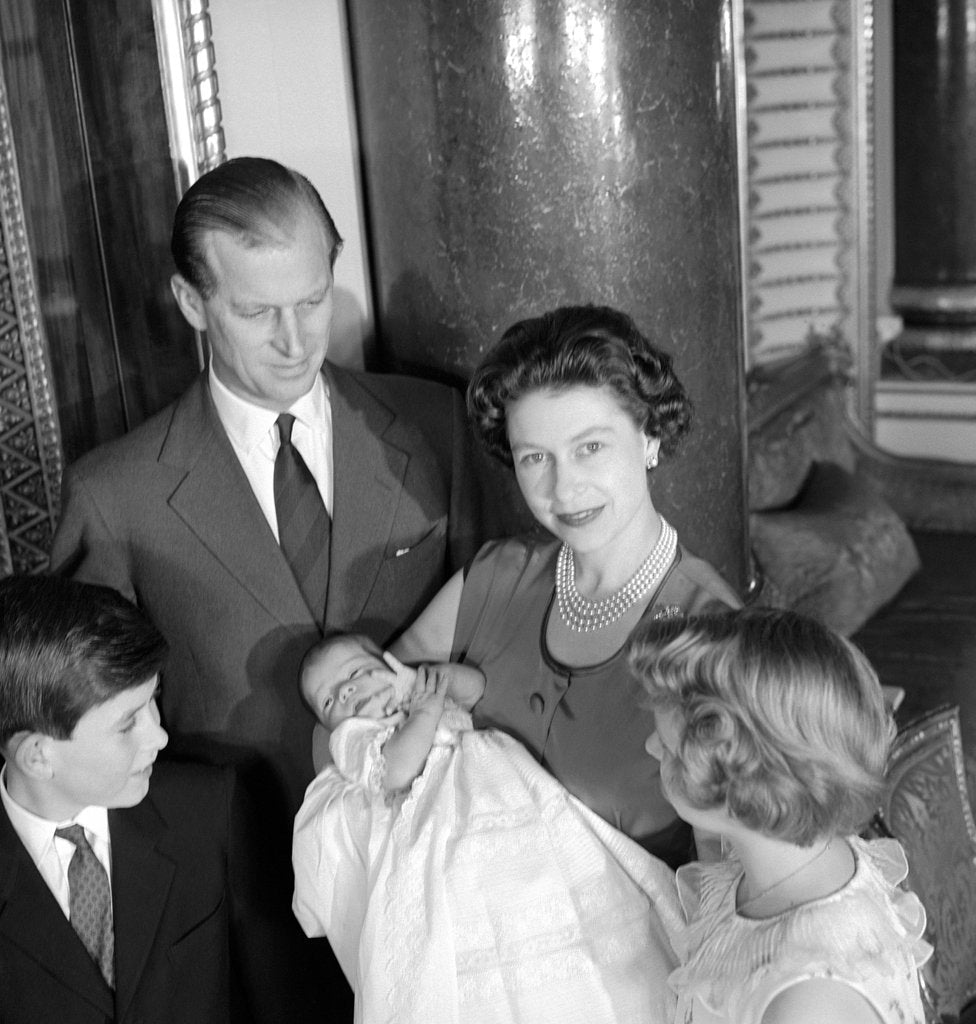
(407, 665), (449, 719)
(382, 651), (419, 694)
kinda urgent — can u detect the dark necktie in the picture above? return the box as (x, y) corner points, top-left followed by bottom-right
(274, 413), (331, 624)
(55, 824), (115, 988)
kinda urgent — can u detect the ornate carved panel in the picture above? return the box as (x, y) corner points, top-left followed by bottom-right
(882, 705), (976, 1021)
(0, 67), (63, 574)
(0, 0), (224, 574)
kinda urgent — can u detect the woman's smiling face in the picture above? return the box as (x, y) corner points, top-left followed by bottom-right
(506, 385), (658, 558)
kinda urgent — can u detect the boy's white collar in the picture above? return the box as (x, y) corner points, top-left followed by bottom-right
(1, 763), (110, 853)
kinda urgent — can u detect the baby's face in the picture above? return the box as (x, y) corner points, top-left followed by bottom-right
(303, 637), (399, 730)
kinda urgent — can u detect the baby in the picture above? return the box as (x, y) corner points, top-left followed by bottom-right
(300, 632), (485, 791)
(293, 633), (682, 1024)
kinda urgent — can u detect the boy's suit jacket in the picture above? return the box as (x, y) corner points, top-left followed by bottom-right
(0, 761), (315, 1024)
(49, 361), (486, 815)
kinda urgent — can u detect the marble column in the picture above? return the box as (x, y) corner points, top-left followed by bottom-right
(348, 0), (747, 586)
(888, 0), (976, 377)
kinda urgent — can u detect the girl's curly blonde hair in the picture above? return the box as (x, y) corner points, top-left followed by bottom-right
(628, 608), (894, 846)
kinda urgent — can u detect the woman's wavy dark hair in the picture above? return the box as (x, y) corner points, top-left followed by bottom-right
(466, 305), (692, 466)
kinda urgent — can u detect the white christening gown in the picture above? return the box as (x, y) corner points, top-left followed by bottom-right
(293, 699), (682, 1024)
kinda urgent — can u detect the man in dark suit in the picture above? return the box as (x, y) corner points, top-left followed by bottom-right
(0, 575), (306, 1023)
(49, 156), (487, 1018)
(51, 155), (484, 814)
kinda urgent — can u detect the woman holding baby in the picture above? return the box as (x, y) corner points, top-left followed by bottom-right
(397, 303), (740, 868)
(294, 304), (740, 1022)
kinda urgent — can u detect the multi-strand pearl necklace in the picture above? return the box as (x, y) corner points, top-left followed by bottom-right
(555, 517), (677, 632)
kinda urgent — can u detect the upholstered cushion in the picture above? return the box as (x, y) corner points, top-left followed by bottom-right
(750, 461), (919, 636)
(879, 706), (976, 1022)
(748, 378), (854, 511)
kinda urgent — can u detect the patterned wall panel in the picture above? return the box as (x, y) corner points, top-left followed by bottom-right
(744, 0), (873, 386)
(0, 62), (64, 575)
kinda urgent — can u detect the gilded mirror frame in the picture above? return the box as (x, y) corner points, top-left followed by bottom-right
(152, 0), (226, 195)
(152, 0), (225, 370)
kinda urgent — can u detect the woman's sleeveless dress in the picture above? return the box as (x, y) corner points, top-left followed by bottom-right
(454, 534), (740, 862)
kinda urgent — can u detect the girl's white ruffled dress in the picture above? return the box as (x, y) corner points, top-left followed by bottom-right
(293, 699), (682, 1024)
(669, 836), (933, 1024)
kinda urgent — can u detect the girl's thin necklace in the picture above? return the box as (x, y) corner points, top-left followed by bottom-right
(735, 840), (833, 914)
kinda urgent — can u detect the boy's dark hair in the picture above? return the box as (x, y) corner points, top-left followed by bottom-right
(0, 575), (168, 745)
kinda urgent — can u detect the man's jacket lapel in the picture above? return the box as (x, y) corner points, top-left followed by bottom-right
(160, 375), (311, 627)
(328, 365), (409, 627)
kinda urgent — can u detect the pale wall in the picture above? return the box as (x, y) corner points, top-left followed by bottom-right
(207, 0), (374, 368)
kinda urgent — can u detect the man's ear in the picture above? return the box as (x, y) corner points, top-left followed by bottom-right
(8, 731), (56, 781)
(170, 273), (208, 332)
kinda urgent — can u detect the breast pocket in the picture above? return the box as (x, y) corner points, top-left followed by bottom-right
(167, 890), (229, 967)
(361, 518), (450, 630)
(383, 516), (447, 562)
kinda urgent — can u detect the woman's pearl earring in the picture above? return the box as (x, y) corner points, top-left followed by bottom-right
(646, 454), (658, 469)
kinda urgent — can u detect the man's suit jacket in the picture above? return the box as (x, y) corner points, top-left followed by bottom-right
(49, 362), (486, 814)
(0, 761), (314, 1024)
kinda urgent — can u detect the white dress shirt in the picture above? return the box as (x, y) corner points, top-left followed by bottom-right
(0, 766), (112, 918)
(208, 366), (334, 540)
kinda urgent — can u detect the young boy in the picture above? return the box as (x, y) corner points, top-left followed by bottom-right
(0, 574), (313, 1023)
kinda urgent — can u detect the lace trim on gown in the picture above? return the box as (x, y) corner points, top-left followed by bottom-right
(382, 705), (467, 1023)
(670, 836), (932, 1021)
(329, 715), (399, 796)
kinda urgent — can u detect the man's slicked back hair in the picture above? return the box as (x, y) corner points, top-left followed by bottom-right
(171, 156), (343, 297)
